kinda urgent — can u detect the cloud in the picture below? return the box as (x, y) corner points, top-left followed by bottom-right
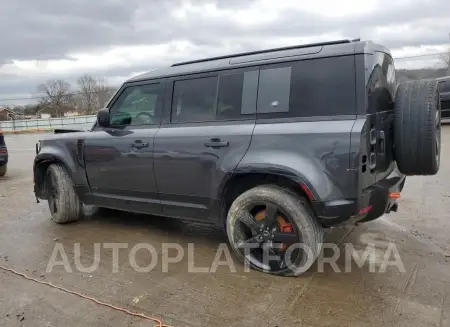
(1, 0), (449, 104)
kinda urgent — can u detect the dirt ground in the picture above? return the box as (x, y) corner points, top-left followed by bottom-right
(1, 130), (450, 327)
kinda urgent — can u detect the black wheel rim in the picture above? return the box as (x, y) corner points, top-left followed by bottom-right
(232, 201), (302, 273)
(48, 173), (58, 214)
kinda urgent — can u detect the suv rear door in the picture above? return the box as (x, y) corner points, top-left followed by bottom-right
(365, 52), (396, 183)
(153, 68), (258, 222)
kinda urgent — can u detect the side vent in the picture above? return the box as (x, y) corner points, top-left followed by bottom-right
(76, 139), (85, 167)
(361, 155), (367, 173)
(369, 126), (377, 172)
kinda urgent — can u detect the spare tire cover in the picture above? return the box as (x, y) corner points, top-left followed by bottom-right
(394, 79), (441, 175)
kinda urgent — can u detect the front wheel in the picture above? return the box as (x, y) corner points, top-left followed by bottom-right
(226, 185), (323, 276)
(45, 164), (82, 223)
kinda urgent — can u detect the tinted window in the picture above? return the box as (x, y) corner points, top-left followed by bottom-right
(109, 84), (162, 126)
(367, 52), (395, 114)
(289, 56), (355, 117)
(257, 67), (291, 113)
(217, 73), (244, 120)
(256, 56), (356, 117)
(171, 77), (218, 123)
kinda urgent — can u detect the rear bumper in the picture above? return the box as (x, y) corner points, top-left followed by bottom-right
(313, 169), (406, 226)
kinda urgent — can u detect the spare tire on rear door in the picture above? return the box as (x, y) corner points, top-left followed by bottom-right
(394, 79), (441, 175)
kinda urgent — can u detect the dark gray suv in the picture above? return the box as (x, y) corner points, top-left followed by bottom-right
(33, 39), (441, 276)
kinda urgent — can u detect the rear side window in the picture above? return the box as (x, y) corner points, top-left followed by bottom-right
(217, 73), (245, 120)
(170, 71), (257, 123)
(171, 77), (218, 123)
(256, 56), (356, 118)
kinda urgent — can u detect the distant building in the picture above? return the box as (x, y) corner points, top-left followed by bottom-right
(0, 108), (23, 121)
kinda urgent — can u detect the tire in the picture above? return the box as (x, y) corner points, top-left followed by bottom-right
(0, 164), (6, 177)
(394, 79), (441, 175)
(226, 185), (323, 276)
(45, 164), (82, 223)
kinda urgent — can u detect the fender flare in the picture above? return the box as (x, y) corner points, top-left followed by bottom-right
(33, 145), (78, 199)
(227, 164), (320, 201)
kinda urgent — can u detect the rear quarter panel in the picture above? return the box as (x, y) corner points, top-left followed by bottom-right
(237, 119), (357, 201)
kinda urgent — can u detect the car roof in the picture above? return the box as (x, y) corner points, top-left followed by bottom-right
(126, 39), (391, 83)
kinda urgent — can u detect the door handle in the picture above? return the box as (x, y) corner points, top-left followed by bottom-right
(204, 138), (229, 148)
(132, 140), (149, 149)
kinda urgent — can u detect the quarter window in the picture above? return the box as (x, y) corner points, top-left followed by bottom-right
(256, 56), (356, 117)
(289, 56), (355, 117)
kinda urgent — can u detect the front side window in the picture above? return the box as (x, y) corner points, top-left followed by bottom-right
(109, 84), (163, 126)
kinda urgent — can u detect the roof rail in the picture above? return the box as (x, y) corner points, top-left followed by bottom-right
(171, 39), (354, 67)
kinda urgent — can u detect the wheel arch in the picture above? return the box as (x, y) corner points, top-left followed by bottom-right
(219, 169), (318, 225)
(34, 153), (75, 199)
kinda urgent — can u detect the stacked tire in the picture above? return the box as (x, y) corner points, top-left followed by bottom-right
(394, 79), (441, 175)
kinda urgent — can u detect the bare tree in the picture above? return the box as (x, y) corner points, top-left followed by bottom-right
(77, 74), (99, 114)
(37, 79), (73, 117)
(96, 83), (116, 109)
(443, 51), (450, 73)
(76, 75), (115, 114)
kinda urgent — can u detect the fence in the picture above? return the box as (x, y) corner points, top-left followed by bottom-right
(0, 115), (97, 132)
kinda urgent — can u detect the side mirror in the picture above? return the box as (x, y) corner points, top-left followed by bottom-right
(97, 108), (110, 127)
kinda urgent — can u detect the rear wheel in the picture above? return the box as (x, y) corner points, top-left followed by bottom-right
(394, 79), (441, 175)
(0, 164), (6, 177)
(46, 164), (82, 223)
(226, 185), (323, 276)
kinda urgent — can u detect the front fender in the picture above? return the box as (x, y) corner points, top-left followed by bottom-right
(33, 139), (88, 199)
(34, 147), (75, 173)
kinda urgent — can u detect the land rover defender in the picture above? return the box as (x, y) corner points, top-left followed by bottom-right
(33, 39), (441, 276)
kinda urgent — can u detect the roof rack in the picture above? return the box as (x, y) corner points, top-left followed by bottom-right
(171, 39), (355, 67)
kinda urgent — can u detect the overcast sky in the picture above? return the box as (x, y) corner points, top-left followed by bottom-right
(1, 0), (449, 105)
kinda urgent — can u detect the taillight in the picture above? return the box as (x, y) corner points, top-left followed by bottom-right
(389, 192), (401, 199)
